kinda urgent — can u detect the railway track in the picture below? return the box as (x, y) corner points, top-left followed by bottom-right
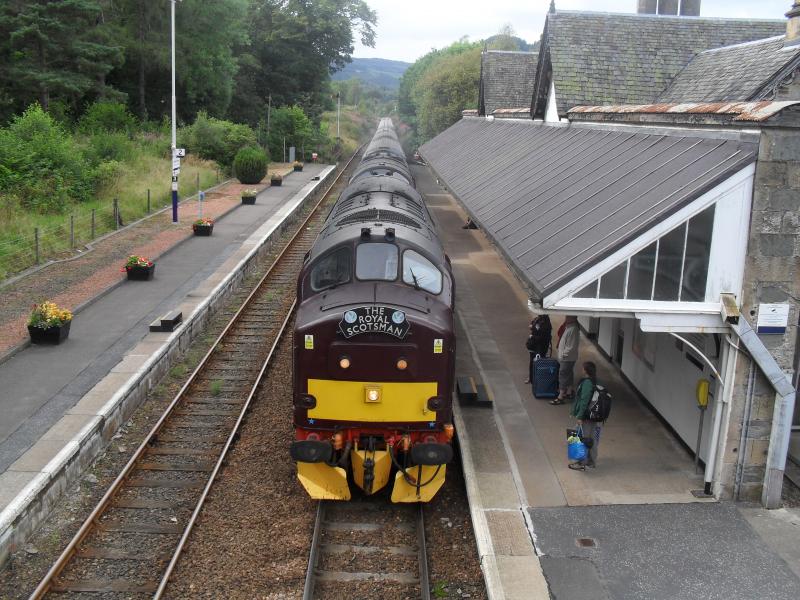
(29, 152), (361, 599)
(303, 499), (431, 600)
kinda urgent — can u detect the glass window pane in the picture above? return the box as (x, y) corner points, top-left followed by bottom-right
(653, 225), (686, 301)
(599, 262), (627, 299)
(310, 247), (351, 291)
(627, 242), (657, 300)
(681, 205), (715, 301)
(574, 280), (598, 298)
(356, 243), (398, 281)
(403, 249), (442, 294)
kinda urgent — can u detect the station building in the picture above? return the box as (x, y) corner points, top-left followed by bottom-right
(421, 2), (800, 507)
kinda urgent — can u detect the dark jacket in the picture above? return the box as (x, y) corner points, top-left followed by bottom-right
(570, 377), (594, 419)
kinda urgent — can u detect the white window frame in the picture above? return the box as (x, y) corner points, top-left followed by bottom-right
(543, 163), (754, 315)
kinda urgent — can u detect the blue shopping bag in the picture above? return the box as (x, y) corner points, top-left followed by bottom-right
(567, 427), (587, 461)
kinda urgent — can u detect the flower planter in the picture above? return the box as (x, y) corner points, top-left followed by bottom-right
(193, 224), (213, 236)
(270, 179), (282, 187)
(126, 264), (155, 280)
(242, 195), (257, 205)
(293, 165), (303, 172)
(28, 321), (71, 345)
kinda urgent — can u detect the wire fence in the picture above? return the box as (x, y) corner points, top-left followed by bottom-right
(0, 180), (209, 282)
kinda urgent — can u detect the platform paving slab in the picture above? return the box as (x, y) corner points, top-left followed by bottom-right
(0, 164), (329, 474)
(529, 502), (800, 600)
(0, 165), (337, 565)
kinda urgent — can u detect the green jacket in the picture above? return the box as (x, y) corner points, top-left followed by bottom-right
(570, 378), (594, 419)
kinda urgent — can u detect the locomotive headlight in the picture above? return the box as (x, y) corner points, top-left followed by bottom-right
(396, 358), (408, 371)
(365, 386), (382, 403)
(391, 310), (405, 324)
(339, 356), (351, 369)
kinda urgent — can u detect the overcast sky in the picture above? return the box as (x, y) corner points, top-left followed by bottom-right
(354, 0), (791, 63)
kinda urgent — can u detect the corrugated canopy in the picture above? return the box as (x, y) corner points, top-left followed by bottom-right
(419, 118), (757, 298)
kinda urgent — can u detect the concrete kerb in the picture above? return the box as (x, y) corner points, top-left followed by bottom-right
(0, 165), (338, 566)
(452, 401), (507, 600)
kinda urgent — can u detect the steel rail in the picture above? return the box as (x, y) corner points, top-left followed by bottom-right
(302, 501), (326, 600)
(153, 300), (296, 598)
(417, 504), (431, 600)
(303, 500), (432, 600)
(30, 150), (361, 600)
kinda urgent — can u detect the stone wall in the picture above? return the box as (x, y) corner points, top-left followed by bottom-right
(720, 126), (800, 502)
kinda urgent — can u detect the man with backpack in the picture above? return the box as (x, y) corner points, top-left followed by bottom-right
(568, 361), (612, 470)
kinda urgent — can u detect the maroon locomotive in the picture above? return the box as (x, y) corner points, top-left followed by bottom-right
(290, 118), (455, 502)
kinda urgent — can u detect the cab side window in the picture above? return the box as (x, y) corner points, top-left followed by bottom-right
(402, 249), (442, 294)
(310, 247), (351, 291)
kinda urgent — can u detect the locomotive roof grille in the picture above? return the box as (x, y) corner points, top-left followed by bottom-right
(336, 208), (421, 229)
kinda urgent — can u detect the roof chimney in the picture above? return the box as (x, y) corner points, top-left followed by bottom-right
(679, 0), (700, 16)
(658, 0), (679, 14)
(637, 0), (657, 13)
(788, 2), (800, 46)
(639, 1), (700, 15)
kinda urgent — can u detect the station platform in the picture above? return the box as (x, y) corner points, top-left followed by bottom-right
(412, 164), (800, 600)
(0, 164), (336, 563)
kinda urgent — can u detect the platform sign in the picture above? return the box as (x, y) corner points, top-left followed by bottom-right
(174, 148), (186, 158)
(172, 156), (181, 170)
(756, 303), (790, 334)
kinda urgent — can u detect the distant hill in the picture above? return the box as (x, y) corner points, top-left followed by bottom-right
(332, 58), (411, 89)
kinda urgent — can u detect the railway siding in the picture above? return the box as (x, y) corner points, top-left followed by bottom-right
(0, 166), (337, 568)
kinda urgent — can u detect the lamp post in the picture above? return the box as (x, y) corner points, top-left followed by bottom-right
(170, 0), (181, 223)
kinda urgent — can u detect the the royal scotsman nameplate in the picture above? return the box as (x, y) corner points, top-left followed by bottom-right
(339, 306), (410, 339)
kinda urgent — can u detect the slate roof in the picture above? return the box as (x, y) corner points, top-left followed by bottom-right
(659, 36), (800, 102)
(534, 11), (785, 117)
(479, 50), (539, 116)
(419, 118), (757, 298)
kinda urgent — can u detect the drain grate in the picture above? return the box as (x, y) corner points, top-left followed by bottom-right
(576, 537), (597, 548)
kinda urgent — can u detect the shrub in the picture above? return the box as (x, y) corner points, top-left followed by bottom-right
(92, 160), (124, 187)
(234, 146), (268, 184)
(85, 133), (133, 163)
(180, 112), (258, 167)
(78, 102), (136, 135)
(0, 104), (94, 211)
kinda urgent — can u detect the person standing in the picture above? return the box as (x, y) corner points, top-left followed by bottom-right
(568, 361), (601, 470)
(524, 314), (552, 383)
(550, 315), (579, 405)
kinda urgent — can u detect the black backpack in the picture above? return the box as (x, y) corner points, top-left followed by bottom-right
(586, 384), (612, 422)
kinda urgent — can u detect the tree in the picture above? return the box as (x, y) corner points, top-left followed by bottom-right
(106, 0), (246, 122)
(398, 38), (481, 147)
(0, 0), (122, 114)
(487, 23), (520, 51)
(229, 0), (377, 126)
(267, 106), (313, 161)
(415, 47), (480, 141)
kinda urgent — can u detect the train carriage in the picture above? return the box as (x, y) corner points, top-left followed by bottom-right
(290, 119), (455, 503)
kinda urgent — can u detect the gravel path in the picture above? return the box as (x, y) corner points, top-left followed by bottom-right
(0, 167), (296, 359)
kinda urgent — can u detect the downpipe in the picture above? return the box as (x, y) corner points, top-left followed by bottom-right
(702, 335), (738, 496)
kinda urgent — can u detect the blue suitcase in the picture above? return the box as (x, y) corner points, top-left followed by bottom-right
(532, 357), (559, 399)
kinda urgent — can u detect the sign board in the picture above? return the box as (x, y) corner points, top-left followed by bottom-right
(172, 157), (181, 170)
(756, 303), (790, 334)
(174, 148), (186, 158)
(171, 175), (178, 183)
(289, 146), (296, 163)
(304, 334), (314, 350)
(339, 306), (410, 339)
